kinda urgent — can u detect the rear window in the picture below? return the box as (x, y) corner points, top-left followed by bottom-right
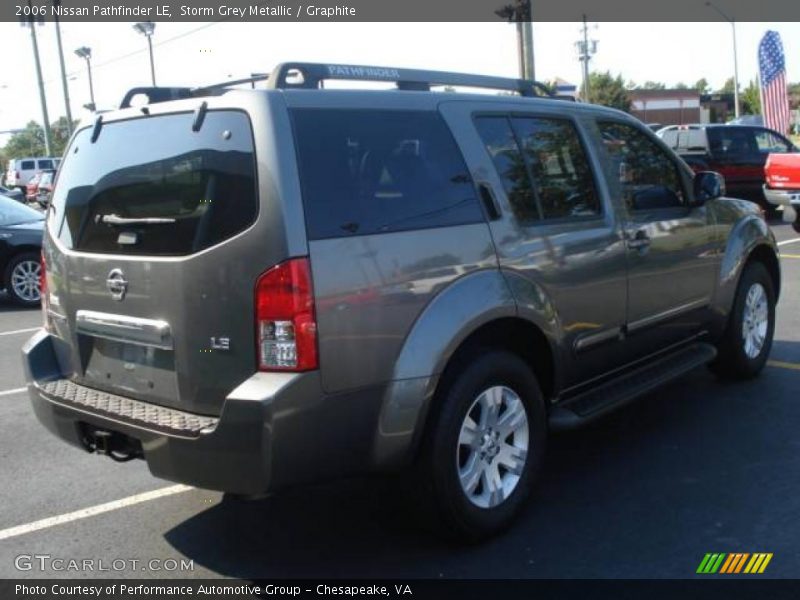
(38, 159), (54, 170)
(50, 110), (257, 256)
(291, 109), (481, 240)
(21, 160), (35, 170)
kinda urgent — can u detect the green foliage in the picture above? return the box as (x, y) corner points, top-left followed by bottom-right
(2, 117), (77, 160)
(741, 80), (761, 115)
(586, 71), (631, 112)
(719, 77), (736, 94)
(674, 82), (690, 90)
(695, 78), (710, 94)
(640, 81), (666, 90)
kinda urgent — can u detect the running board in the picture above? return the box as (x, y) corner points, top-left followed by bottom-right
(548, 343), (717, 430)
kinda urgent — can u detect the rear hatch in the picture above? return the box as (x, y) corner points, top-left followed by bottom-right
(765, 153), (800, 190)
(44, 108), (277, 416)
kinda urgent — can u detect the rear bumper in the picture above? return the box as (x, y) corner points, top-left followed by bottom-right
(22, 330), (391, 495)
(763, 186), (800, 208)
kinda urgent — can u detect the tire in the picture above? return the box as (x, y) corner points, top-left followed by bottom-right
(419, 350), (547, 542)
(4, 252), (42, 307)
(710, 261), (775, 380)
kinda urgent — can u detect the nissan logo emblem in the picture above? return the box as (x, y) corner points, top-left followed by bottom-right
(106, 269), (128, 301)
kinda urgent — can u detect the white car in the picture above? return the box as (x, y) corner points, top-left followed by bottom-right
(5, 157), (61, 190)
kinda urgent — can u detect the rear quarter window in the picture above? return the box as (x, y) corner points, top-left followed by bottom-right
(50, 110), (258, 256)
(21, 160), (35, 170)
(291, 109), (482, 240)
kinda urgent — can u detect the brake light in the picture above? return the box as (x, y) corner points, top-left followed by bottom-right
(41, 250), (50, 331)
(255, 258), (318, 371)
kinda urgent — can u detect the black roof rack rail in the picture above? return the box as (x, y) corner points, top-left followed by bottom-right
(266, 62), (554, 97)
(119, 74), (271, 109)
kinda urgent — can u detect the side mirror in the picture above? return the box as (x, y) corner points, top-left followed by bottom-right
(693, 171), (725, 204)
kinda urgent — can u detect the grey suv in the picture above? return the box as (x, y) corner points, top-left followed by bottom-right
(23, 63), (780, 540)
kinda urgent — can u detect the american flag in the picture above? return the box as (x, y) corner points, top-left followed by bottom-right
(758, 30), (790, 134)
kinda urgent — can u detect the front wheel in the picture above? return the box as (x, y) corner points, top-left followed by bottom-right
(710, 261), (775, 379)
(421, 350), (547, 541)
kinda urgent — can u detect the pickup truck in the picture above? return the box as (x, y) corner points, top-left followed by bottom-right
(764, 152), (800, 232)
(657, 124), (798, 210)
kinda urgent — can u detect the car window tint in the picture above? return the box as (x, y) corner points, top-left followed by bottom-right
(21, 161), (35, 170)
(707, 128), (759, 159)
(511, 117), (601, 220)
(474, 116), (539, 221)
(598, 121), (686, 211)
(38, 160), (53, 170)
(50, 110), (258, 256)
(292, 109), (481, 240)
(755, 130), (791, 153)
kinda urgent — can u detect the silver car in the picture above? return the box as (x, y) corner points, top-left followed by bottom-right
(23, 63), (780, 540)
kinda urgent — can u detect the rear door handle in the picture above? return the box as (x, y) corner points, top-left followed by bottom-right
(477, 182), (501, 221)
(626, 231), (651, 251)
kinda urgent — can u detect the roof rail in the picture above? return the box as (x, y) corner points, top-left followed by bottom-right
(119, 74), (271, 109)
(266, 62), (554, 97)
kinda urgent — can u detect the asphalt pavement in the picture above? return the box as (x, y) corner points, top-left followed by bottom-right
(0, 220), (799, 580)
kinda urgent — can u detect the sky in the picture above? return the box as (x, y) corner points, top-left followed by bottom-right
(1, 20), (799, 146)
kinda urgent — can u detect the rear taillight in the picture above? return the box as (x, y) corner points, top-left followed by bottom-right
(255, 258), (318, 372)
(41, 251), (50, 330)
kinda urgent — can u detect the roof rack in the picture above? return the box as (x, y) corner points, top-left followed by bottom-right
(266, 62), (554, 97)
(119, 74), (271, 109)
(118, 63), (561, 109)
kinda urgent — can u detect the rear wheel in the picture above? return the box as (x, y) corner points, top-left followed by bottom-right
(420, 350), (546, 541)
(710, 261), (775, 379)
(4, 252), (42, 307)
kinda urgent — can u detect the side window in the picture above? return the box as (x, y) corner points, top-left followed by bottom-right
(473, 117), (538, 222)
(292, 109), (481, 240)
(659, 129), (679, 149)
(37, 159), (53, 170)
(708, 128), (759, 160)
(755, 130), (791, 154)
(511, 117), (601, 219)
(598, 121), (686, 211)
(474, 115), (601, 223)
(21, 160), (35, 170)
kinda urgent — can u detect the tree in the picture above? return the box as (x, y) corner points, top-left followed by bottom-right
(695, 78), (710, 94)
(741, 80), (761, 115)
(674, 82), (689, 90)
(640, 81), (666, 90)
(719, 77), (736, 94)
(2, 117), (76, 160)
(587, 71), (631, 112)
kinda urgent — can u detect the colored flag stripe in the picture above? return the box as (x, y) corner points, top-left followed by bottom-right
(734, 553), (749, 573)
(697, 554), (713, 573)
(710, 553), (726, 573)
(759, 553), (773, 573)
(719, 554), (735, 574)
(744, 554), (760, 573)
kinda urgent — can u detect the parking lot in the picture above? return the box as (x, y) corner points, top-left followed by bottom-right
(0, 220), (798, 580)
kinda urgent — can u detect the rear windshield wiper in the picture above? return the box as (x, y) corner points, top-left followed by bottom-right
(96, 213), (176, 226)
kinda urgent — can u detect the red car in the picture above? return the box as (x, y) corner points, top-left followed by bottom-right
(764, 153), (800, 232)
(25, 169), (56, 203)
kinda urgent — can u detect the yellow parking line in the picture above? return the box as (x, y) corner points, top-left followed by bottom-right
(768, 360), (800, 372)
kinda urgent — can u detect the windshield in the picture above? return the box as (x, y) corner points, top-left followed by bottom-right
(50, 110), (258, 256)
(0, 196), (44, 226)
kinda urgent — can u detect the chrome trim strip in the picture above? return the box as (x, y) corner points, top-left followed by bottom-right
(75, 310), (173, 350)
(574, 327), (622, 352)
(626, 298), (709, 334)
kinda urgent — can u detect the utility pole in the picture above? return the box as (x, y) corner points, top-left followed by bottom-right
(496, 0), (536, 81)
(705, 2), (740, 119)
(576, 15), (598, 103)
(133, 22), (157, 86)
(23, 2), (53, 156)
(52, 0), (73, 136)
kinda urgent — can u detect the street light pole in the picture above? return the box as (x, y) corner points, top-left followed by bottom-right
(575, 15), (597, 103)
(705, 1), (740, 119)
(496, 0), (535, 81)
(74, 47), (95, 112)
(52, 0), (73, 137)
(133, 22), (157, 86)
(24, 6), (53, 156)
